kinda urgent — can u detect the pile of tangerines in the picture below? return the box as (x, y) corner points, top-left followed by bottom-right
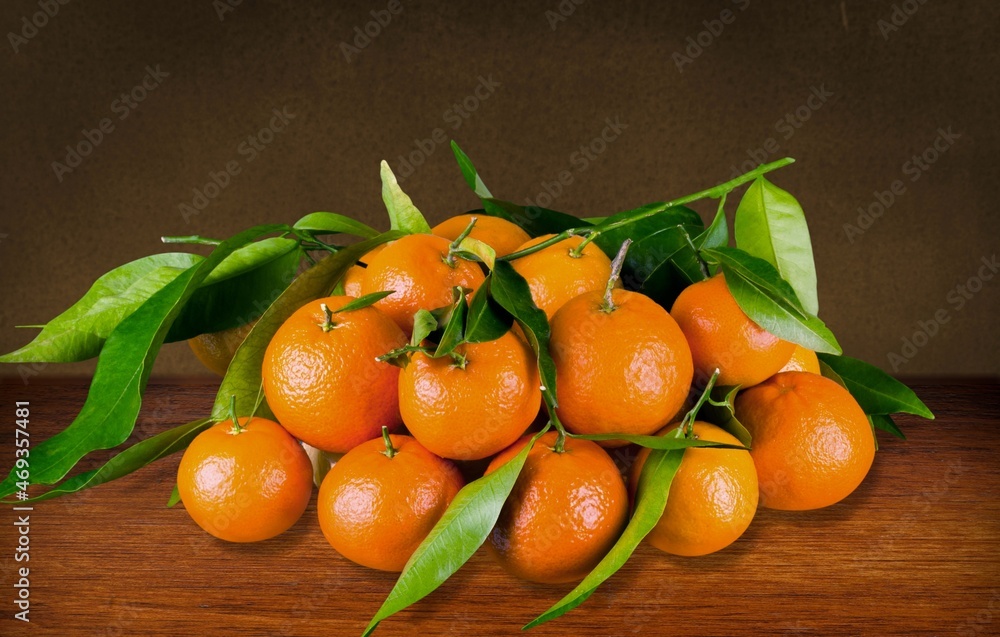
(178, 212), (876, 587)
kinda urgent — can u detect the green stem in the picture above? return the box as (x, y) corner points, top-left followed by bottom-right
(681, 369), (721, 438)
(445, 217), (479, 267)
(381, 426), (396, 459)
(568, 231), (596, 258)
(552, 425), (566, 454)
(317, 303), (336, 332)
(500, 157), (793, 263)
(160, 235), (221, 246)
(680, 227), (710, 280)
(227, 395), (246, 435)
(601, 239), (632, 312)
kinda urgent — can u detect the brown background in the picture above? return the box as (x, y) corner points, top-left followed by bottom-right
(0, 0), (997, 378)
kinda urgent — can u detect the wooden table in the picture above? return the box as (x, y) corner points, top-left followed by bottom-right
(0, 379), (996, 637)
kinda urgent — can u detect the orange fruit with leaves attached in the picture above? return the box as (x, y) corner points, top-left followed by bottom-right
(510, 234), (615, 319)
(399, 330), (540, 461)
(188, 320), (256, 376)
(432, 214), (530, 257)
(177, 416), (313, 542)
(262, 296), (406, 453)
(629, 421), (758, 556)
(778, 344), (821, 374)
(361, 234), (485, 333)
(317, 432), (464, 571)
(550, 288), (693, 445)
(670, 274), (794, 387)
(735, 371), (875, 511)
(486, 431), (628, 584)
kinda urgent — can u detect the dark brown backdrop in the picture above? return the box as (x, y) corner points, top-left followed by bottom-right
(1, 0), (996, 378)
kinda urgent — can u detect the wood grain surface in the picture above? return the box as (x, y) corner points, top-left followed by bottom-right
(0, 379), (996, 637)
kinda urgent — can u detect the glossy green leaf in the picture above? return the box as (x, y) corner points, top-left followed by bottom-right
(638, 208), (726, 307)
(818, 359), (847, 388)
(293, 211), (380, 238)
(363, 426), (550, 637)
(167, 484), (181, 508)
(870, 414), (906, 440)
(703, 247), (841, 355)
(168, 238), (302, 340)
(568, 431), (745, 451)
(464, 278), (512, 343)
(0, 253), (199, 363)
(433, 290), (468, 357)
(697, 385), (752, 448)
(482, 198), (586, 237)
(410, 309), (438, 347)
(526, 442), (685, 629)
(0, 225), (286, 498)
(735, 177), (819, 314)
(450, 141), (493, 198)
(593, 205), (703, 288)
(5, 418), (213, 504)
(490, 261), (558, 409)
(454, 236), (496, 270)
(337, 291), (394, 313)
(212, 232), (403, 422)
(816, 354), (933, 419)
(380, 160), (431, 234)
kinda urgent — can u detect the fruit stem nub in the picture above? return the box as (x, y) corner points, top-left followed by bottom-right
(600, 239), (632, 313)
(381, 426), (396, 459)
(681, 368), (721, 438)
(553, 425), (566, 454)
(445, 217), (478, 267)
(317, 303), (337, 332)
(227, 395), (246, 435)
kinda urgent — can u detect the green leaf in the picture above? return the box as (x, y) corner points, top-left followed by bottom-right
(380, 160), (432, 234)
(0, 253), (200, 363)
(526, 443), (685, 629)
(167, 238), (302, 340)
(337, 291), (394, 313)
(454, 236), (496, 270)
(211, 232), (403, 422)
(696, 385), (752, 448)
(870, 414), (906, 440)
(433, 290), (468, 357)
(818, 359), (848, 388)
(735, 177), (819, 314)
(483, 199), (586, 237)
(638, 208), (726, 307)
(410, 309), (438, 347)
(703, 247), (841, 355)
(167, 484), (181, 508)
(594, 206), (704, 290)
(816, 354), (934, 419)
(293, 211), (380, 239)
(464, 278), (512, 344)
(568, 431), (746, 451)
(490, 261), (558, 409)
(0, 225), (286, 498)
(5, 418), (213, 504)
(450, 141), (493, 198)
(363, 426), (551, 637)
